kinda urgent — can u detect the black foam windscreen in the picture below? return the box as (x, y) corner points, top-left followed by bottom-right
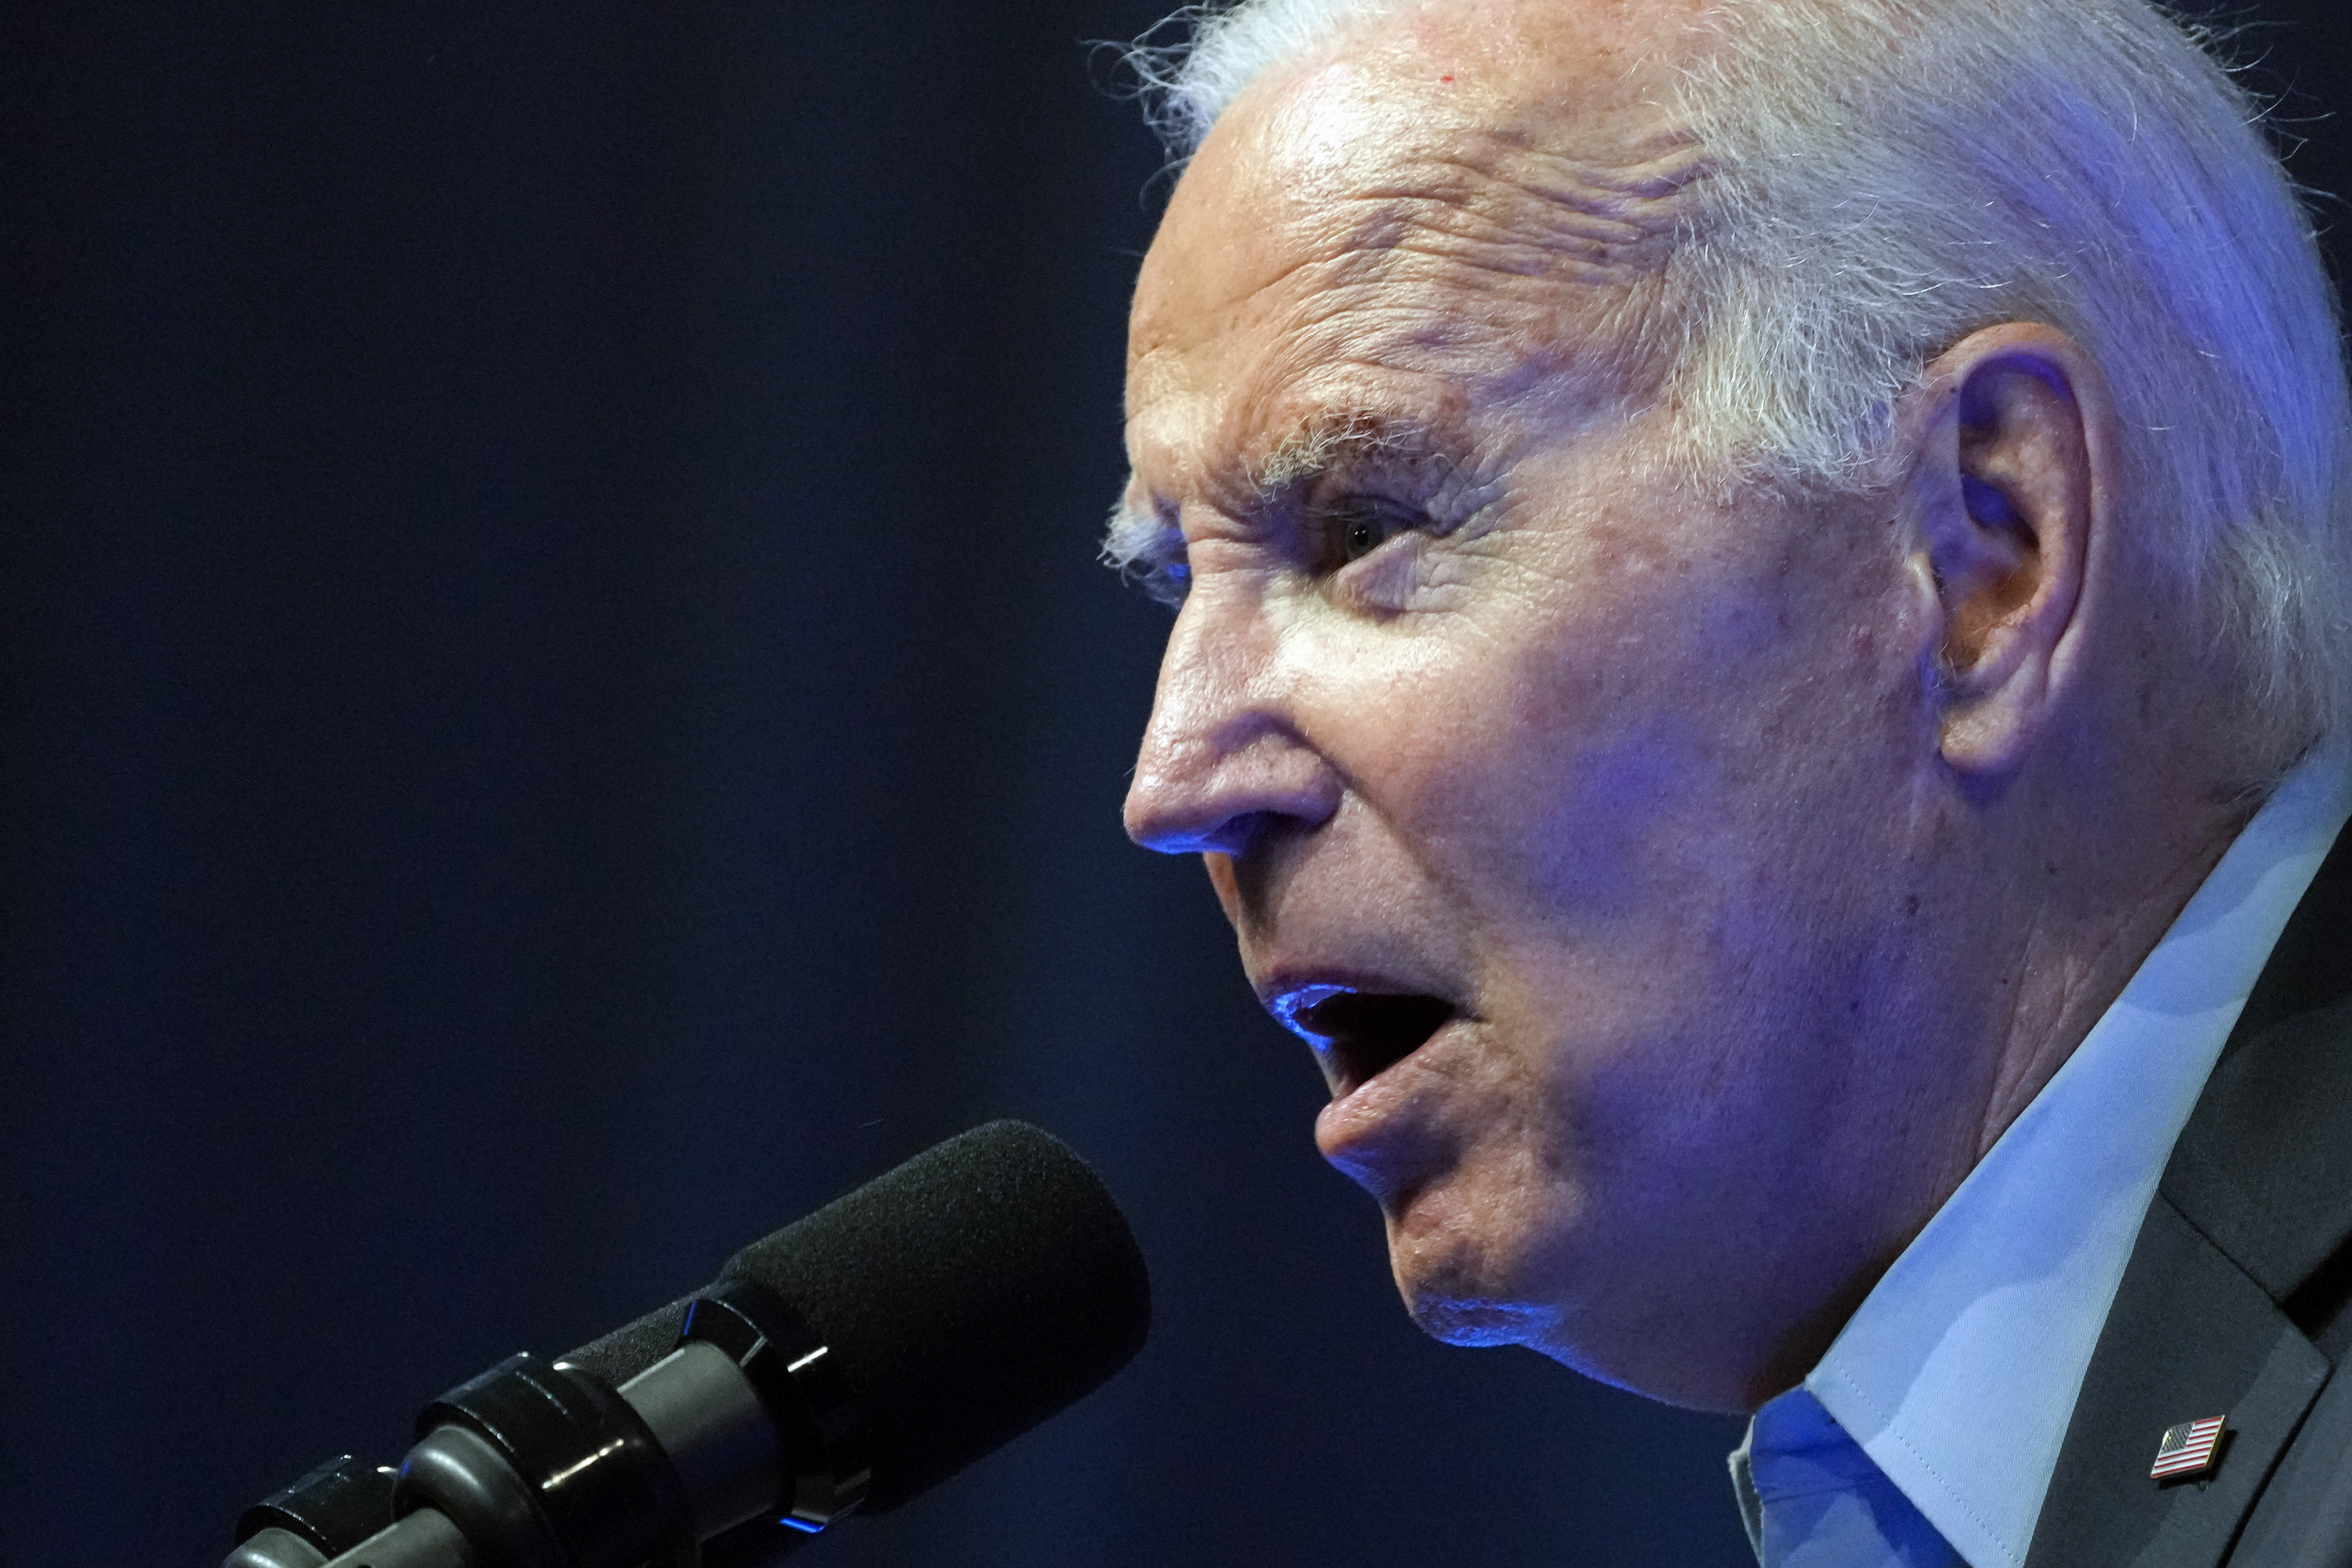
(722, 1120), (1151, 1511)
(560, 1120), (1151, 1514)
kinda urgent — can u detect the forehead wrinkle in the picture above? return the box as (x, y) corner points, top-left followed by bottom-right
(1262, 267), (1674, 420)
(1239, 137), (1708, 397)
(1126, 66), (1712, 521)
(1331, 135), (1713, 288)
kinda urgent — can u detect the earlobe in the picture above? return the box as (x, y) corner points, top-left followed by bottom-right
(1901, 325), (2102, 778)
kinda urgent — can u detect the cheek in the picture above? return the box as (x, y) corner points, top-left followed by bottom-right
(1437, 560), (1908, 935)
(1357, 619), (1748, 940)
(1504, 707), (1721, 925)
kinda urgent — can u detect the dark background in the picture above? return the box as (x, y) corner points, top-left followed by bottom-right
(3, 4), (2346, 1564)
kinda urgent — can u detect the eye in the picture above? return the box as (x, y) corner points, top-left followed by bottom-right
(1323, 498), (1418, 568)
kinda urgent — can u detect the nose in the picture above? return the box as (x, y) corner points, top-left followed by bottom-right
(1123, 583), (1341, 857)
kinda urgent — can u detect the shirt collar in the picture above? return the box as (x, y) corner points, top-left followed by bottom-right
(1788, 747), (2352, 1568)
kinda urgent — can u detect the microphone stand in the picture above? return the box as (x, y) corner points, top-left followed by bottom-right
(225, 1281), (855, 1568)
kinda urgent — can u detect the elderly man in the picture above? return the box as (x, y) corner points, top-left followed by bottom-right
(1105, 0), (2352, 1563)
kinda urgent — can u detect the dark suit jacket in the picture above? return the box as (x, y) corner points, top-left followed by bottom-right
(2025, 826), (2352, 1567)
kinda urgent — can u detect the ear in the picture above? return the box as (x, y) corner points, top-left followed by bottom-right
(1896, 323), (2111, 777)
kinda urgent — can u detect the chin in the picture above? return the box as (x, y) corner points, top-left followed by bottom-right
(1390, 1233), (1565, 1350)
(1388, 1220), (1749, 1411)
(1379, 1167), (1583, 1351)
(1403, 1292), (1556, 1348)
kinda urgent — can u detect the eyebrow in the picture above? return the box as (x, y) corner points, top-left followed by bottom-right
(1103, 403), (1477, 602)
(1245, 406), (1466, 498)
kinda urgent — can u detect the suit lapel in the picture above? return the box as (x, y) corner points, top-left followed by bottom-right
(2022, 1197), (2328, 1568)
(2024, 825), (2352, 1568)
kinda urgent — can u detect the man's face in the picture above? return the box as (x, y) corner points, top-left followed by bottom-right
(1119, 7), (1994, 1411)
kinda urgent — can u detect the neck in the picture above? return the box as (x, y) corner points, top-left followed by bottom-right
(1956, 741), (2246, 1164)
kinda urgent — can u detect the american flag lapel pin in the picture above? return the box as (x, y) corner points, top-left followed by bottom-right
(2151, 1416), (2228, 1483)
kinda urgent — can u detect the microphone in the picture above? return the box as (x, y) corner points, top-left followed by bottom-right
(227, 1120), (1151, 1568)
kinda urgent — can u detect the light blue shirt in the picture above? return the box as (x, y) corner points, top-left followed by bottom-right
(1733, 747), (2352, 1568)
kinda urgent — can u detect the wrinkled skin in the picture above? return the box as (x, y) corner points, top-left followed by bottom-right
(1117, 0), (2242, 1412)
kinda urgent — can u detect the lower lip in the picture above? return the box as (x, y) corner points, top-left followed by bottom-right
(1312, 1020), (1462, 1155)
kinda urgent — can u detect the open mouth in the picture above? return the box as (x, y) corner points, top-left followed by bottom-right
(1276, 989), (1457, 1096)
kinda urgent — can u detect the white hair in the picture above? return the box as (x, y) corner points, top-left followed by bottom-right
(1116, 0), (2352, 782)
